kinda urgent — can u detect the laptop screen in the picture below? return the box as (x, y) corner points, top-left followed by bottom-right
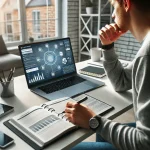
(19, 38), (76, 88)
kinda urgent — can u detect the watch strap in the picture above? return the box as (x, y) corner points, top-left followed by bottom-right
(101, 43), (114, 50)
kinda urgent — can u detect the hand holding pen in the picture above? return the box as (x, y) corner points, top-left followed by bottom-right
(65, 96), (96, 128)
(60, 96), (88, 114)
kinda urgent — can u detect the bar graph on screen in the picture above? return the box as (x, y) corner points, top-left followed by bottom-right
(29, 73), (45, 83)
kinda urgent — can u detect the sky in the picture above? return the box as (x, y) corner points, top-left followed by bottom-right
(0, 0), (31, 6)
(0, 0), (5, 6)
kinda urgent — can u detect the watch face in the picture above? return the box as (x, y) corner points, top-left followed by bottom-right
(90, 118), (99, 129)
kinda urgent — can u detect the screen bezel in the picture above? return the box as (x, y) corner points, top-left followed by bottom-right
(18, 37), (77, 89)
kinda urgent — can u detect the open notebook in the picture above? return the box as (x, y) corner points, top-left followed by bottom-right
(4, 95), (114, 149)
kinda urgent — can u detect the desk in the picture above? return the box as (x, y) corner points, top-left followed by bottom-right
(0, 60), (133, 150)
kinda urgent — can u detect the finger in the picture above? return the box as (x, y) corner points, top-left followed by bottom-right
(65, 113), (75, 124)
(105, 24), (116, 34)
(99, 34), (105, 41)
(111, 23), (119, 32)
(105, 25), (114, 38)
(65, 107), (75, 114)
(110, 23), (120, 32)
(99, 30), (108, 39)
(66, 101), (76, 108)
(111, 23), (126, 34)
(105, 24), (120, 40)
(65, 112), (71, 118)
(101, 27), (111, 39)
(65, 103), (72, 108)
(99, 35), (106, 45)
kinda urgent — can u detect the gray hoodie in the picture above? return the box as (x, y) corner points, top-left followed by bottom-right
(97, 32), (150, 150)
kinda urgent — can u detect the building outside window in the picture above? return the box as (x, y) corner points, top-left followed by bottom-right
(0, 0), (60, 47)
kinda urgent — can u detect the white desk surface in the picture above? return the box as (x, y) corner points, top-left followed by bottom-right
(0, 60), (133, 150)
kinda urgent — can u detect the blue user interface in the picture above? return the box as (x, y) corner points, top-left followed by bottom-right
(20, 39), (76, 86)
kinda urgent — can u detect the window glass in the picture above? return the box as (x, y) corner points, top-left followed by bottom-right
(32, 10), (41, 33)
(0, 0), (21, 43)
(0, 0), (58, 45)
(26, 0), (56, 41)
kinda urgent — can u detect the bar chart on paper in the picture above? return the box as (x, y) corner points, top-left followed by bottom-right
(29, 73), (45, 84)
(29, 115), (60, 133)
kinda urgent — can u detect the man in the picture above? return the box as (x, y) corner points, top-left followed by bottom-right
(65, 0), (150, 149)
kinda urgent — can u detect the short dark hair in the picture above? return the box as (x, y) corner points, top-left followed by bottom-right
(130, 0), (150, 12)
(111, 0), (150, 12)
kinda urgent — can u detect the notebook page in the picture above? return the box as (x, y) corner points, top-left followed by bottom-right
(10, 106), (76, 146)
(73, 94), (113, 115)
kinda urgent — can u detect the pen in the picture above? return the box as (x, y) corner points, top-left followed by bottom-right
(0, 75), (4, 86)
(7, 68), (13, 81)
(7, 67), (15, 82)
(0, 77), (4, 87)
(2, 70), (6, 82)
(76, 96), (88, 104)
(0, 76), (3, 83)
(61, 96), (88, 114)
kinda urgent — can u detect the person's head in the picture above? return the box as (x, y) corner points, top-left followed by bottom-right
(110, 0), (150, 38)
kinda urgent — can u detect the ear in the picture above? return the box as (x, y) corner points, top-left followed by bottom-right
(123, 0), (131, 12)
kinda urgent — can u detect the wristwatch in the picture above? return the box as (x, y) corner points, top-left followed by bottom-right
(89, 116), (100, 131)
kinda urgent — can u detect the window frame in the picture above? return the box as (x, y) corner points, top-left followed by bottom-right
(4, 0), (61, 48)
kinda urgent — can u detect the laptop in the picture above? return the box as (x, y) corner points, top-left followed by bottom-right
(19, 38), (105, 101)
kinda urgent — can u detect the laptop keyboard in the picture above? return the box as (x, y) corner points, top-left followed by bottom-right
(39, 76), (86, 94)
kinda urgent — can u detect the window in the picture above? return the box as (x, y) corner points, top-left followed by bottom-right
(0, 0), (60, 47)
(6, 13), (12, 21)
(32, 10), (40, 33)
(5, 13), (13, 42)
(7, 25), (12, 33)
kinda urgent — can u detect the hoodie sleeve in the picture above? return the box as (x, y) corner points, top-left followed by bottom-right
(102, 47), (133, 92)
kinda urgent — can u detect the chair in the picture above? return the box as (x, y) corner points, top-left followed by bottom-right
(0, 35), (23, 77)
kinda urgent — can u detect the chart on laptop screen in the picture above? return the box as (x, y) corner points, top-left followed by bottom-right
(20, 39), (76, 85)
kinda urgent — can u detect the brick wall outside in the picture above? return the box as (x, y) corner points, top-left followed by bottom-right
(12, 10), (20, 41)
(26, 6), (55, 39)
(115, 31), (141, 61)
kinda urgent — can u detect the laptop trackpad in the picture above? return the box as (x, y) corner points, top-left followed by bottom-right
(60, 82), (94, 97)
